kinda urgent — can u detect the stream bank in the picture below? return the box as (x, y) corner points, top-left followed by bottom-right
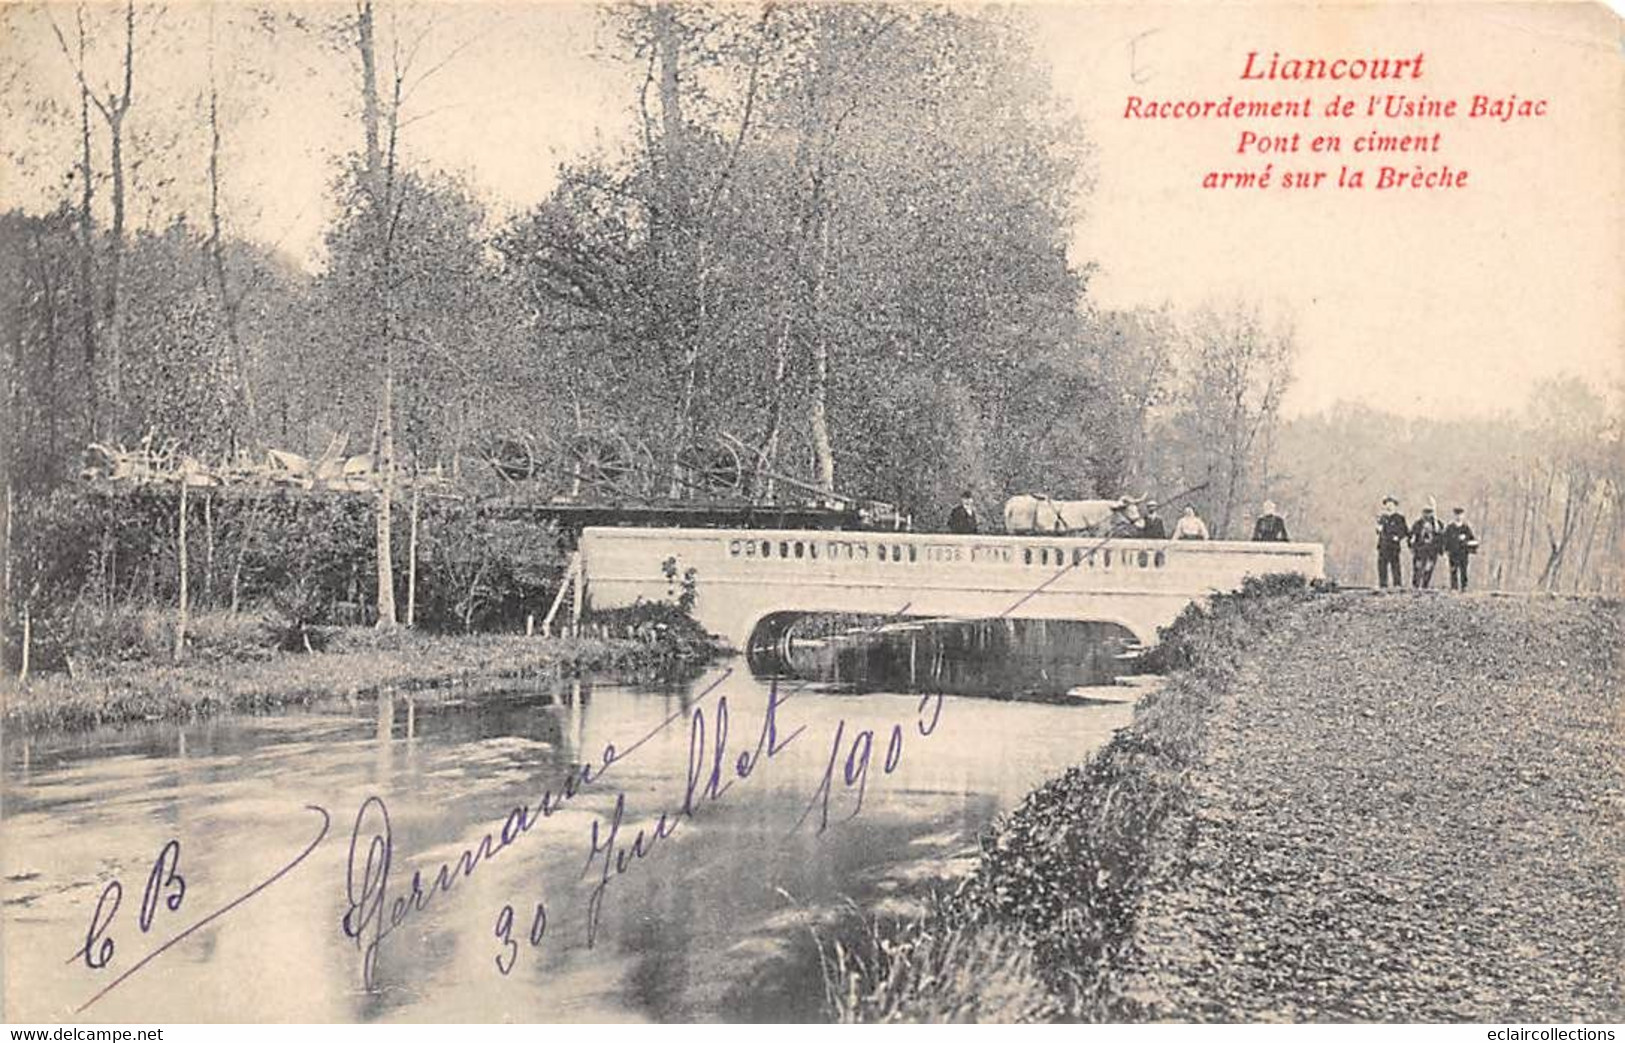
(823, 584), (1623, 1022)
(3, 606), (723, 734)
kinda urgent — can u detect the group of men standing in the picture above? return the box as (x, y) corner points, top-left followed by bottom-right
(1376, 497), (1478, 590)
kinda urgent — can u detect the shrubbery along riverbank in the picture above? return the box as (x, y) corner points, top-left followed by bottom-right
(821, 581), (1622, 1022)
(2, 601), (722, 734)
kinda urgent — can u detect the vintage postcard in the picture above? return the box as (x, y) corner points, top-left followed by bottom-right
(1, 0), (1620, 1027)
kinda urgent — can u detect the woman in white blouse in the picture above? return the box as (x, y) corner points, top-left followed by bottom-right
(1173, 504), (1210, 540)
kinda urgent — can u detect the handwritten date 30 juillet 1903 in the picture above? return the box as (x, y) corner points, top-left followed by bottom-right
(65, 658), (949, 1011)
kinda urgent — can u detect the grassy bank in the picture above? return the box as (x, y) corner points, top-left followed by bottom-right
(822, 583), (1623, 1022)
(2, 606), (724, 734)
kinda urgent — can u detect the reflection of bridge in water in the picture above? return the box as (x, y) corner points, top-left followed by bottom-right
(579, 526), (1325, 649)
(754, 616), (1148, 698)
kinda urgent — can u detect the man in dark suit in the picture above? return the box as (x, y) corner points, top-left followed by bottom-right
(1252, 500), (1290, 542)
(1376, 496), (1408, 588)
(1410, 500), (1445, 589)
(1443, 506), (1479, 591)
(1139, 500), (1169, 539)
(947, 491), (979, 534)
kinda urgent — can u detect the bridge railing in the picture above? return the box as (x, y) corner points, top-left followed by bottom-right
(584, 525), (1325, 585)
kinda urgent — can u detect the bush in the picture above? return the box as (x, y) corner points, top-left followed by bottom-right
(1, 484), (571, 665)
(263, 582), (331, 653)
(817, 894), (1059, 1023)
(414, 503), (563, 631)
(1140, 572), (1322, 674)
(6, 602), (277, 672)
(584, 599), (721, 660)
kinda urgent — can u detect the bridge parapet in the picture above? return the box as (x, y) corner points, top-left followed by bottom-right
(579, 526), (1324, 649)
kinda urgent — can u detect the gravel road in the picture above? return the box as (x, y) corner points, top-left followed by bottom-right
(1123, 593), (1622, 1021)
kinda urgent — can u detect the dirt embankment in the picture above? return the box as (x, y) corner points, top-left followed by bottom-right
(1120, 593), (1621, 1021)
(842, 588), (1621, 1022)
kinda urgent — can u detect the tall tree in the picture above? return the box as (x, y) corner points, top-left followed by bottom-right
(1150, 304), (1296, 536)
(70, 7), (98, 440)
(51, 0), (136, 432)
(203, 4), (255, 448)
(354, 0), (398, 627)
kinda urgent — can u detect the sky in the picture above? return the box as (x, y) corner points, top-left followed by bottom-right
(2, 1), (1620, 421)
(1030, 3), (1623, 419)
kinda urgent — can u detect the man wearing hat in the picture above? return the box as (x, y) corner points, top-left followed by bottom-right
(1252, 500), (1290, 542)
(1443, 506), (1479, 591)
(1375, 496), (1409, 588)
(1108, 497), (1143, 538)
(1409, 498), (1446, 589)
(1139, 500), (1168, 539)
(947, 490), (979, 534)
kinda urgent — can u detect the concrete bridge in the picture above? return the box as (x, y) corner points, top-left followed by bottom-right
(578, 526), (1325, 649)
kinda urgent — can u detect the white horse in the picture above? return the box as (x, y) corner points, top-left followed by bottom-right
(1003, 494), (1143, 535)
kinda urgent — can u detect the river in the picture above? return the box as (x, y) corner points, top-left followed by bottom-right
(2, 660), (1139, 1022)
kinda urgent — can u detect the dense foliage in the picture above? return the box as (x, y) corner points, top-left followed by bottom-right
(3, 484), (565, 669)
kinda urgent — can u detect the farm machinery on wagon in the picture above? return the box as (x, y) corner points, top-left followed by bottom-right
(476, 424), (910, 528)
(78, 423), (910, 530)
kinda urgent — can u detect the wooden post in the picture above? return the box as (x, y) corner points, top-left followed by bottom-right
(174, 480), (189, 662)
(230, 489), (258, 614)
(18, 606), (30, 685)
(570, 552), (584, 637)
(540, 550), (581, 638)
(203, 492), (215, 607)
(102, 518), (114, 613)
(2, 482), (11, 618)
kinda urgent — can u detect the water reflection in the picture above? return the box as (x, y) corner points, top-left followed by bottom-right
(750, 615), (1139, 698)
(1, 661), (1138, 1023)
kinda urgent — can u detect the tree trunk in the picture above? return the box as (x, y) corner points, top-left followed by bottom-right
(406, 473), (419, 627)
(649, 4), (702, 494)
(73, 11), (98, 439)
(174, 481), (189, 662)
(101, 518), (114, 612)
(757, 100), (818, 498)
(101, 0), (135, 424)
(1537, 471), (1578, 589)
(203, 492), (214, 607)
(802, 9), (841, 496)
(807, 211), (835, 495)
(229, 490), (260, 614)
(1574, 495), (1606, 592)
(757, 311), (794, 499)
(357, 0), (398, 628)
(359, 1), (382, 185)
(2, 483), (11, 623)
(206, 7), (256, 444)
(1509, 473), (1527, 584)
(655, 4), (684, 175)
(18, 606), (30, 685)
(376, 370), (398, 626)
(46, 303), (60, 470)
(1220, 381), (1248, 538)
